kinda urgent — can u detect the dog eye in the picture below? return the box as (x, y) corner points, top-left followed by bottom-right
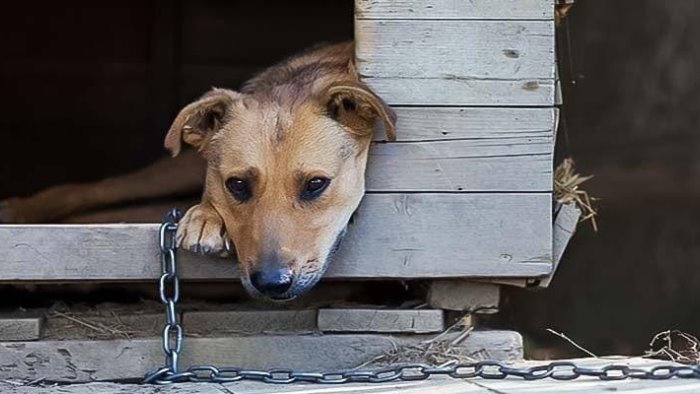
(301, 177), (330, 201)
(226, 177), (252, 202)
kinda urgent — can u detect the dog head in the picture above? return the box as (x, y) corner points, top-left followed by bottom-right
(164, 82), (395, 300)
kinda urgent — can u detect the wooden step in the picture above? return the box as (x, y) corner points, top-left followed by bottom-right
(0, 331), (523, 383)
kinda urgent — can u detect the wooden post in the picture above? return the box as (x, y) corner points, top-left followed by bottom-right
(427, 281), (500, 312)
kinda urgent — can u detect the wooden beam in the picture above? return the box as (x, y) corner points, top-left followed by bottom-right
(0, 331), (523, 382)
(356, 20), (555, 80)
(369, 137), (552, 192)
(6, 357), (700, 393)
(0, 310), (43, 341)
(0, 194), (552, 282)
(317, 309), (444, 333)
(538, 202), (581, 288)
(379, 107), (555, 142)
(360, 78), (555, 106)
(355, 19), (555, 106)
(428, 281), (500, 312)
(183, 310), (317, 335)
(355, 0), (554, 21)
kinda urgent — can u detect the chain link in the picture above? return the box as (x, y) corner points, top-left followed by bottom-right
(144, 209), (700, 385)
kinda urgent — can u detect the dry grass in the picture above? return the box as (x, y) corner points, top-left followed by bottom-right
(546, 328), (597, 357)
(44, 303), (163, 340)
(554, 157), (598, 231)
(644, 330), (700, 364)
(354, 315), (477, 369)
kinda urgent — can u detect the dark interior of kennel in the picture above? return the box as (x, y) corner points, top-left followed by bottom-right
(0, 0), (353, 204)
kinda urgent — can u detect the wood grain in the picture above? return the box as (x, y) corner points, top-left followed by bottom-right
(0, 331), (523, 382)
(355, 19), (555, 105)
(0, 310), (43, 341)
(369, 137), (552, 192)
(539, 202), (581, 288)
(355, 0), (554, 20)
(428, 281), (500, 312)
(317, 309), (444, 333)
(5, 358), (700, 393)
(356, 20), (555, 80)
(183, 310), (317, 335)
(379, 107), (555, 141)
(0, 194), (552, 282)
(360, 77), (555, 106)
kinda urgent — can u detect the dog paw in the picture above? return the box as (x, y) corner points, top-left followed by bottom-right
(176, 203), (228, 256)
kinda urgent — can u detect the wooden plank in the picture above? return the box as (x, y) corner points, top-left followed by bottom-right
(318, 309), (444, 333)
(377, 107), (555, 141)
(369, 138), (552, 192)
(0, 331), (523, 382)
(355, 17), (555, 106)
(0, 310), (43, 341)
(43, 312), (164, 340)
(0, 194), (552, 281)
(183, 310), (317, 335)
(361, 78), (555, 106)
(428, 281), (499, 312)
(369, 108), (555, 192)
(7, 358), (700, 393)
(538, 202), (581, 288)
(0, 379), (490, 394)
(355, 0), (553, 21)
(356, 20), (555, 80)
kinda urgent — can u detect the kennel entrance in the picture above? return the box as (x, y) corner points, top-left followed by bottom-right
(0, 0), (576, 383)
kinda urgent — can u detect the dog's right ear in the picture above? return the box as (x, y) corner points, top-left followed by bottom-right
(323, 81), (397, 142)
(164, 88), (241, 157)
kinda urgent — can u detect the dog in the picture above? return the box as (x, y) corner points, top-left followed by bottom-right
(0, 42), (397, 301)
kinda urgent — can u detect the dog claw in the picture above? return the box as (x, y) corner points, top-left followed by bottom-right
(177, 203), (227, 257)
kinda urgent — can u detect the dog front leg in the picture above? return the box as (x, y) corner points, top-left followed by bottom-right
(0, 149), (205, 223)
(176, 202), (228, 256)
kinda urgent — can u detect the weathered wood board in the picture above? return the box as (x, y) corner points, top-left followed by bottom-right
(539, 202), (581, 287)
(355, 0), (553, 20)
(369, 137), (552, 192)
(0, 194), (552, 282)
(318, 309), (444, 333)
(379, 107), (555, 142)
(183, 310), (317, 335)
(356, 19), (555, 106)
(0, 331), (523, 382)
(428, 281), (500, 312)
(0, 311), (43, 341)
(4, 357), (700, 393)
(362, 78), (555, 106)
(356, 21), (554, 80)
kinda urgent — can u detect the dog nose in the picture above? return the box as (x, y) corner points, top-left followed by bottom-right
(249, 268), (293, 298)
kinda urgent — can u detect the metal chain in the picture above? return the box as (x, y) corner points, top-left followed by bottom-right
(144, 209), (700, 385)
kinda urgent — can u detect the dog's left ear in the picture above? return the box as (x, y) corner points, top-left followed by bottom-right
(164, 88), (241, 157)
(323, 81), (397, 141)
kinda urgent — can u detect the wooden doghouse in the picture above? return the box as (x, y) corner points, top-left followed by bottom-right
(0, 0), (576, 382)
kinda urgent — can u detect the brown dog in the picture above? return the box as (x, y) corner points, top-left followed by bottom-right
(0, 42), (396, 300)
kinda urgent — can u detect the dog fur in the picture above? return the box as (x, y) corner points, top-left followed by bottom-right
(0, 42), (396, 300)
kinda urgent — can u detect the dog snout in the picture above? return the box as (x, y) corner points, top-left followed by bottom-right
(249, 267), (294, 298)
